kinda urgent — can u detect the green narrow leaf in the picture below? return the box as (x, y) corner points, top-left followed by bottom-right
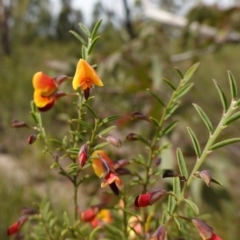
(91, 19), (103, 39)
(83, 103), (98, 118)
(93, 142), (110, 150)
(175, 67), (184, 79)
(61, 229), (69, 237)
(149, 117), (159, 127)
(187, 127), (201, 157)
(228, 70), (237, 99)
(173, 216), (182, 230)
(192, 104), (213, 133)
(88, 36), (101, 55)
(147, 89), (166, 107)
(63, 211), (70, 227)
(176, 148), (188, 179)
(69, 30), (86, 45)
(211, 177), (223, 186)
(211, 138), (240, 150)
(173, 177), (181, 198)
(49, 217), (57, 228)
(30, 112), (39, 124)
(104, 224), (124, 237)
(183, 62), (200, 83)
(162, 78), (176, 90)
(42, 202), (50, 219)
(213, 79), (228, 111)
(167, 195), (176, 214)
(72, 119), (92, 130)
(79, 23), (91, 37)
(165, 102), (180, 120)
(66, 148), (79, 155)
(98, 126), (116, 136)
(161, 210), (167, 224)
(69, 131), (87, 142)
(160, 121), (178, 136)
(99, 115), (121, 126)
(174, 83), (194, 100)
(225, 111), (240, 125)
(183, 198), (199, 214)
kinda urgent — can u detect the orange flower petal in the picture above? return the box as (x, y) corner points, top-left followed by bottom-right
(32, 72), (57, 96)
(91, 150), (114, 177)
(33, 90), (54, 108)
(72, 59), (103, 90)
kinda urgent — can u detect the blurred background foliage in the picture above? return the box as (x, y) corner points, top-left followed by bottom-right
(1, 0), (240, 239)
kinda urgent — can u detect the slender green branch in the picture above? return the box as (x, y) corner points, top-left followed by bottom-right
(184, 99), (236, 190)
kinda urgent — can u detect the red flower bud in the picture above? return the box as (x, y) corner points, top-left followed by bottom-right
(134, 193), (151, 207)
(134, 189), (167, 207)
(191, 218), (223, 240)
(80, 204), (104, 222)
(131, 111), (149, 121)
(7, 216), (28, 236)
(126, 133), (141, 141)
(28, 135), (37, 144)
(78, 144), (88, 167)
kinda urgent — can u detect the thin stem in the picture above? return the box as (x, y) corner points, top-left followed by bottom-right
(121, 191), (129, 240)
(73, 180), (78, 221)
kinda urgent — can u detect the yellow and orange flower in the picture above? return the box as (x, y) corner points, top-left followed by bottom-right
(91, 209), (112, 228)
(80, 205), (112, 228)
(72, 59), (103, 99)
(32, 72), (67, 111)
(91, 150), (123, 195)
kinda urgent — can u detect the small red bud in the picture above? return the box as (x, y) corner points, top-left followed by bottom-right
(28, 135), (37, 144)
(131, 111), (149, 121)
(11, 120), (29, 128)
(7, 216), (28, 236)
(199, 170), (212, 187)
(106, 135), (122, 148)
(126, 133), (141, 141)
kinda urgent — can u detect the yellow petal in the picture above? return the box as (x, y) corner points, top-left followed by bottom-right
(72, 59), (103, 90)
(33, 90), (54, 108)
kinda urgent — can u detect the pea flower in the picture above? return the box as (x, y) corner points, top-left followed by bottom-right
(91, 150), (123, 195)
(32, 72), (67, 111)
(192, 218), (222, 240)
(80, 205), (111, 228)
(72, 59), (103, 99)
(91, 209), (112, 228)
(80, 204), (104, 222)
